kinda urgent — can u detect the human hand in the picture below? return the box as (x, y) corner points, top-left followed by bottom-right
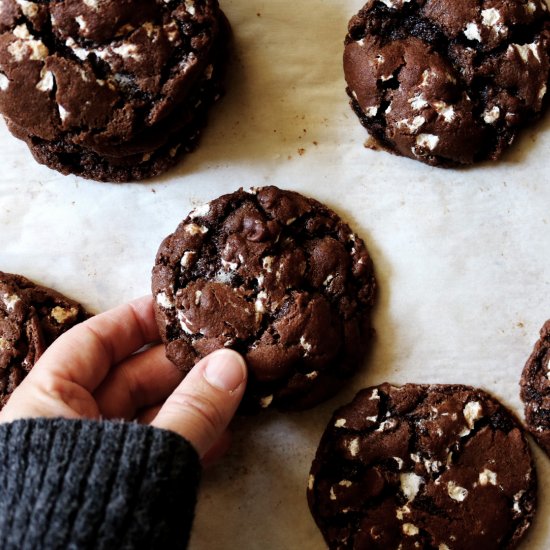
(0, 296), (247, 460)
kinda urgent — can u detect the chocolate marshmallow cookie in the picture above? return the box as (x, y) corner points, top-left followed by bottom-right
(308, 383), (536, 550)
(0, 271), (89, 407)
(2, 272), (89, 345)
(0, 276), (44, 407)
(344, 0), (550, 166)
(0, 0), (229, 182)
(152, 186), (377, 412)
(520, 319), (550, 455)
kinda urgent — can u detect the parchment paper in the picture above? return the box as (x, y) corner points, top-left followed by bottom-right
(1, 1), (550, 548)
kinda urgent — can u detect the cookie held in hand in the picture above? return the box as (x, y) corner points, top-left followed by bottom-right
(0, 0), (230, 182)
(344, 0), (550, 166)
(308, 383), (536, 549)
(152, 186), (377, 412)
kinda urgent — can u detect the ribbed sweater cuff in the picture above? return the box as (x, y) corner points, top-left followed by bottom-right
(0, 418), (201, 550)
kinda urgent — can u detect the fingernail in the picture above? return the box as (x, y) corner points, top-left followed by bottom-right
(204, 350), (247, 393)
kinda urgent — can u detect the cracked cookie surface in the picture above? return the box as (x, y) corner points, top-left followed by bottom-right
(0, 271), (89, 407)
(0, 0), (229, 181)
(308, 383), (536, 549)
(520, 319), (550, 455)
(152, 186), (377, 412)
(344, 0), (550, 166)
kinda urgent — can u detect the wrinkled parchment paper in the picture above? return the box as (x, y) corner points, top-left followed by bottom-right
(1, 1), (550, 548)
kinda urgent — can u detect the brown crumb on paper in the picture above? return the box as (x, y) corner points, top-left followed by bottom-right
(364, 136), (381, 151)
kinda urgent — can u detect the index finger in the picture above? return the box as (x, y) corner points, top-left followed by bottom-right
(27, 295), (161, 392)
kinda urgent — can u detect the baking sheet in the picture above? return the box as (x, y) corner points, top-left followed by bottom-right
(1, 0), (550, 548)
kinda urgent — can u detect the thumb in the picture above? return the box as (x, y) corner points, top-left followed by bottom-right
(151, 349), (247, 458)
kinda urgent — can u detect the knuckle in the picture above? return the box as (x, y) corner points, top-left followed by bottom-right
(33, 373), (96, 417)
(35, 374), (68, 402)
(165, 391), (225, 439)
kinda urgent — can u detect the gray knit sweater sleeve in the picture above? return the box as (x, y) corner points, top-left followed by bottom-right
(0, 418), (201, 550)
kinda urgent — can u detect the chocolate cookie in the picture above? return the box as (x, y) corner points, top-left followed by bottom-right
(1, 272), (89, 345)
(0, 0), (229, 182)
(152, 186), (377, 412)
(0, 277), (44, 407)
(520, 319), (550, 455)
(0, 271), (89, 406)
(308, 383), (536, 549)
(344, 0), (550, 166)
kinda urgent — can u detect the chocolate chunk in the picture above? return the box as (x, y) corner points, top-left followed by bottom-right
(520, 319), (550, 455)
(308, 383), (536, 549)
(152, 186), (377, 412)
(0, 271), (89, 407)
(343, 0), (550, 166)
(0, 0), (230, 181)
